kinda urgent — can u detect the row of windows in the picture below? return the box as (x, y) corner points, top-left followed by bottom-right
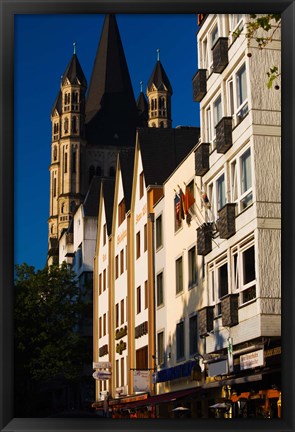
(136, 225), (147, 259)
(98, 269), (107, 295)
(157, 315), (198, 367)
(156, 246), (199, 309)
(115, 248), (127, 279)
(206, 145), (252, 219)
(204, 60), (248, 147)
(208, 235), (256, 315)
(200, 14), (244, 71)
(115, 298), (127, 328)
(64, 91), (79, 105)
(137, 281), (148, 314)
(99, 312), (107, 338)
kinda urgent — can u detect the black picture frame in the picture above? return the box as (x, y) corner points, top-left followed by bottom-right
(1, 1), (294, 431)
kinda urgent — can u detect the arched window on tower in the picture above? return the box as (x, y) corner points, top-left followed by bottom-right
(72, 151), (76, 173)
(64, 153), (68, 173)
(53, 146), (57, 161)
(61, 202), (65, 214)
(109, 167), (115, 177)
(53, 177), (57, 197)
(89, 165), (95, 184)
(96, 166), (102, 176)
(72, 91), (79, 104)
(72, 117), (77, 133)
(64, 118), (69, 134)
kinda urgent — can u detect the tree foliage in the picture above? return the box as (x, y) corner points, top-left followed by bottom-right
(14, 262), (90, 382)
(233, 14), (281, 88)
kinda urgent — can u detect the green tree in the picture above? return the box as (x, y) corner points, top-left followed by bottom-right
(14, 262), (92, 416)
(234, 14), (281, 88)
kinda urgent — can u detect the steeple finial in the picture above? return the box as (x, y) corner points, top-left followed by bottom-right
(73, 42), (77, 55)
(140, 81), (143, 93)
(157, 48), (160, 61)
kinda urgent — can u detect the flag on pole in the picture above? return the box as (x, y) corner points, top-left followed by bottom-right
(179, 189), (186, 220)
(185, 186), (195, 214)
(174, 193), (181, 225)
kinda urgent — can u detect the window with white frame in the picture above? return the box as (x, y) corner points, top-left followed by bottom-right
(227, 62), (248, 126)
(207, 171), (226, 221)
(232, 236), (256, 305)
(230, 146), (253, 212)
(208, 255), (229, 317)
(200, 19), (219, 71)
(229, 14), (244, 44)
(204, 94), (223, 150)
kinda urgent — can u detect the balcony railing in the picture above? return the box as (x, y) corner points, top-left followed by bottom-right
(197, 223), (214, 256)
(221, 294), (239, 327)
(212, 37), (229, 73)
(192, 69), (207, 102)
(195, 143), (210, 176)
(216, 117), (233, 154)
(217, 203), (236, 239)
(198, 306), (214, 337)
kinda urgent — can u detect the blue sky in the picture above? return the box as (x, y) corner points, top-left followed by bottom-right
(14, 14), (200, 270)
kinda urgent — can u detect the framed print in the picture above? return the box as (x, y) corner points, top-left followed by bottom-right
(1, 1), (294, 431)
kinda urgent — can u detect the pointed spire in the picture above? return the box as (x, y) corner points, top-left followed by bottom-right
(61, 51), (87, 87)
(73, 42), (77, 55)
(85, 14), (138, 145)
(136, 82), (148, 127)
(140, 81), (143, 93)
(147, 53), (172, 94)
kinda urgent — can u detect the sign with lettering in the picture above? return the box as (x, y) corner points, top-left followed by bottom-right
(92, 370), (112, 380)
(133, 370), (150, 392)
(93, 361), (112, 369)
(240, 349), (264, 370)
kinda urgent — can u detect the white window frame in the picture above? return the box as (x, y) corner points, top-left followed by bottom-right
(206, 170), (226, 221)
(231, 236), (256, 305)
(227, 61), (249, 127)
(204, 93), (223, 151)
(200, 19), (219, 71)
(208, 254), (229, 317)
(229, 14), (244, 44)
(230, 145), (253, 213)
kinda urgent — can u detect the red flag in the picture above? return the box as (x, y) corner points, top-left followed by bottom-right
(185, 186), (195, 214)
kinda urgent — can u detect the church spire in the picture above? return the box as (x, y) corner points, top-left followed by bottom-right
(136, 81), (148, 127)
(85, 14), (138, 146)
(147, 49), (173, 128)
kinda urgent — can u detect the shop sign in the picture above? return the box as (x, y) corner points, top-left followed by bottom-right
(93, 361), (112, 369)
(92, 370), (112, 380)
(240, 349), (264, 370)
(208, 359), (228, 377)
(133, 370), (150, 392)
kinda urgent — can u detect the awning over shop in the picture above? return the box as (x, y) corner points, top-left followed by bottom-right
(123, 386), (198, 409)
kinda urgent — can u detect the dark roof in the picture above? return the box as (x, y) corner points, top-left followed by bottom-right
(62, 53), (87, 87)
(51, 90), (62, 116)
(85, 14), (138, 147)
(137, 127), (200, 187)
(118, 148), (135, 212)
(136, 92), (148, 127)
(147, 60), (172, 94)
(83, 176), (102, 217)
(101, 178), (116, 235)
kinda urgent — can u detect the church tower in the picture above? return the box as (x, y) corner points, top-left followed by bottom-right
(48, 14), (141, 263)
(48, 45), (87, 262)
(147, 49), (173, 128)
